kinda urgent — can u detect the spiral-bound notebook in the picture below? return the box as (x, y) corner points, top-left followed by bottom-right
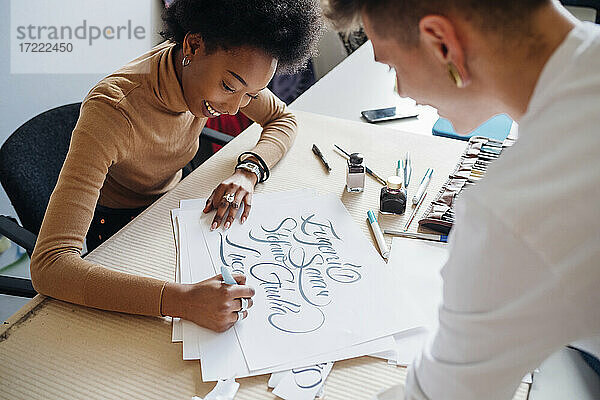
(432, 114), (513, 142)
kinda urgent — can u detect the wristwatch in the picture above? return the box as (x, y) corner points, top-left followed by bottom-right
(235, 161), (262, 184)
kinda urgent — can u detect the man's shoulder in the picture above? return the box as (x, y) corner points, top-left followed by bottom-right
(467, 121), (600, 270)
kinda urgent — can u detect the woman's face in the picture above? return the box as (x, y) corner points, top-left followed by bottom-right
(179, 38), (277, 118)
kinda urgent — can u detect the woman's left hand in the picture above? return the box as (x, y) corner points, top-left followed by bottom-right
(204, 169), (257, 230)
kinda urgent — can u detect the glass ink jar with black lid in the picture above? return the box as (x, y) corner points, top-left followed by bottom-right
(346, 153), (365, 192)
(380, 175), (407, 215)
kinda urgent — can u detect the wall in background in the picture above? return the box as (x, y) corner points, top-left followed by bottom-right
(0, 0), (165, 218)
(312, 27), (348, 80)
(567, 5), (597, 22)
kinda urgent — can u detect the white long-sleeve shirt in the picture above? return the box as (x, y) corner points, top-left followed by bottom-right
(402, 22), (600, 400)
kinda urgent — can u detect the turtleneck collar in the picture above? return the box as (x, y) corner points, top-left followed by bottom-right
(154, 42), (189, 114)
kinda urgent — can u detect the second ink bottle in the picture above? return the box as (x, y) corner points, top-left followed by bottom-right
(380, 176), (407, 215)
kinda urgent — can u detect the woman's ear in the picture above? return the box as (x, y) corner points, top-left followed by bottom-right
(182, 33), (206, 57)
(419, 15), (471, 87)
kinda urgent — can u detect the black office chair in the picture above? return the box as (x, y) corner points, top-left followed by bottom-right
(0, 102), (234, 298)
(561, 0), (600, 23)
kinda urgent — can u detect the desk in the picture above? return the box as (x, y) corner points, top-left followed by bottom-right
(0, 111), (530, 399)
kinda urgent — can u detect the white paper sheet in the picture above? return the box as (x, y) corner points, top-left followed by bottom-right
(386, 237), (533, 384)
(370, 327), (429, 365)
(172, 191), (318, 357)
(177, 207), (396, 380)
(387, 238), (447, 330)
(171, 192), (429, 381)
(171, 209), (183, 343)
(180, 219), (206, 360)
(268, 370), (286, 388)
(196, 193), (423, 371)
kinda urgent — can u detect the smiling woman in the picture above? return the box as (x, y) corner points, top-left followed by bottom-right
(30, 0), (323, 334)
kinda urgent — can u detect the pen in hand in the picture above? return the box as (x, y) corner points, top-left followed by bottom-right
(221, 265), (249, 323)
(221, 265), (238, 285)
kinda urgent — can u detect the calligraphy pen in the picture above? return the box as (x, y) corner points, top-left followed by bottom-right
(312, 144), (331, 172)
(333, 144), (386, 185)
(221, 265), (238, 285)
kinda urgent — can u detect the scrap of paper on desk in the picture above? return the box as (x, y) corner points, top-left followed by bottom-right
(384, 237), (533, 384)
(192, 378), (239, 400)
(271, 362), (333, 400)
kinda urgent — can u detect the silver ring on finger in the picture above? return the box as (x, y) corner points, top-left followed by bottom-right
(240, 298), (248, 312)
(237, 310), (244, 322)
(223, 193), (235, 203)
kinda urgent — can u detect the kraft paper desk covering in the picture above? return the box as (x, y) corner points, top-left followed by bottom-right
(0, 110), (530, 400)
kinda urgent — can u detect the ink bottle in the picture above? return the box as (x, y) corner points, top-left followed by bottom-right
(346, 153), (365, 192)
(380, 176), (407, 215)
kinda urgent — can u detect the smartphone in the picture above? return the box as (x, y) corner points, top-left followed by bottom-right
(361, 106), (419, 123)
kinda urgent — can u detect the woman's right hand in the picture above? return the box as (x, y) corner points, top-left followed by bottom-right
(161, 273), (255, 332)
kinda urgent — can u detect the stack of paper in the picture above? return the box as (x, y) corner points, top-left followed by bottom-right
(170, 190), (429, 398)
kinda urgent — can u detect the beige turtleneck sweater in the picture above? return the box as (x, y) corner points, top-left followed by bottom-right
(30, 41), (297, 316)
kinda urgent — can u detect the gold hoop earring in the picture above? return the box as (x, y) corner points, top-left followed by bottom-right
(447, 62), (464, 88)
(182, 55), (191, 67)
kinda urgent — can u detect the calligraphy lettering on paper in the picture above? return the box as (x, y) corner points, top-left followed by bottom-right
(292, 363), (329, 389)
(217, 213), (363, 334)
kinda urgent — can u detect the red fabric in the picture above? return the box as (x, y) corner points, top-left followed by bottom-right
(205, 113), (253, 153)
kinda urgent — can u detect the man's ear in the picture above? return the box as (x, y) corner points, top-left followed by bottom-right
(419, 15), (470, 86)
(182, 33), (206, 57)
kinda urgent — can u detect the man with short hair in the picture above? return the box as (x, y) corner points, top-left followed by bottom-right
(323, 1), (600, 398)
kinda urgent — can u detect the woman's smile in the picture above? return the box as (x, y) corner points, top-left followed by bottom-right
(202, 100), (223, 118)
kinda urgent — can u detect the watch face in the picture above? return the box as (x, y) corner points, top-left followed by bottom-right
(238, 162), (261, 181)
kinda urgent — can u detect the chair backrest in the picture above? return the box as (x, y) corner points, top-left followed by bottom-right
(0, 103), (81, 235)
(561, 0), (600, 23)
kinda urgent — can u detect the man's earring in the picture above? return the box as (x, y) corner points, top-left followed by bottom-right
(182, 55), (191, 67)
(447, 62), (464, 88)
